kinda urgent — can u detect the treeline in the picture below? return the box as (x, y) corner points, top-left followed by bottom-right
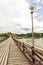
(13, 33), (43, 38)
(0, 32), (43, 38)
(0, 33), (9, 37)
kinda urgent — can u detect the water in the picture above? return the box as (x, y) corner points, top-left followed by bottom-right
(17, 38), (43, 49)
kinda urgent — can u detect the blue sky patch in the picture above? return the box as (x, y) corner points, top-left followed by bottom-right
(26, 0), (43, 22)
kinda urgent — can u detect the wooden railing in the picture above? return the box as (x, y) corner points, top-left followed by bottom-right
(0, 37), (9, 49)
(0, 37), (9, 43)
(13, 38), (43, 65)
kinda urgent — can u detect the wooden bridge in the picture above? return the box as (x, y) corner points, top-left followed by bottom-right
(0, 37), (43, 65)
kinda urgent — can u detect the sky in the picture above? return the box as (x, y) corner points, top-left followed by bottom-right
(0, 0), (43, 34)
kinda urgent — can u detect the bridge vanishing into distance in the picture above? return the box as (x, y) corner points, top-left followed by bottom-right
(0, 37), (43, 65)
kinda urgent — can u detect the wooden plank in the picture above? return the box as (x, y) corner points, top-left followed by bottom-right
(7, 37), (31, 65)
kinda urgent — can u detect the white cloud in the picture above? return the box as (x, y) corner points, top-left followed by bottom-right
(0, 0), (43, 33)
(42, 0), (43, 3)
(33, 13), (38, 17)
(36, 6), (42, 10)
(34, 0), (41, 3)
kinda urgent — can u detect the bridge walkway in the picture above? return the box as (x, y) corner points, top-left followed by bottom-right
(7, 37), (31, 65)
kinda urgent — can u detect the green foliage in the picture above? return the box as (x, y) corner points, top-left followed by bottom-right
(0, 33), (9, 37)
(12, 33), (43, 38)
(0, 32), (43, 39)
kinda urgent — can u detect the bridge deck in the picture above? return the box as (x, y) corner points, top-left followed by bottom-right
(0, 37), (31, 65)
(0, 37), (43, 65)
(7, 37), (31, 65)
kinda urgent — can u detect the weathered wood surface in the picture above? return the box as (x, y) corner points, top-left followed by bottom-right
(0, 37), (10, 65)
(0, 37), (43, 65)
(7, 37), (31, 65)
(0, 37), (31, 65)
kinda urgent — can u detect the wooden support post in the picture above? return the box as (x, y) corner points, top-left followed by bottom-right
(32, 47), (35, 65)
(23, 43), (25, 52)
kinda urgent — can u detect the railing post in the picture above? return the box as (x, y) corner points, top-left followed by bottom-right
(32, 47), (35, 65)
(23, 43), (25, 52)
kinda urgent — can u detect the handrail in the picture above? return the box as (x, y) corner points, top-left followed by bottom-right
(0, 37), (9, 43)
(0, 37), (9, 49)
(12, 37), (43, 65)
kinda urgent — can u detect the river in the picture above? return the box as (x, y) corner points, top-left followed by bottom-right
(17, 38), (43, 49)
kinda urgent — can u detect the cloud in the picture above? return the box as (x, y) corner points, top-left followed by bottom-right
(42, 0), (43, 3)
(19, 26), (31, 31)
(34, 26), (43, 29)
(36, 6), (42, 10)
(33, 13), (38, 17)
(34, 0), (41, 3)
(0, 0), (43, 33)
